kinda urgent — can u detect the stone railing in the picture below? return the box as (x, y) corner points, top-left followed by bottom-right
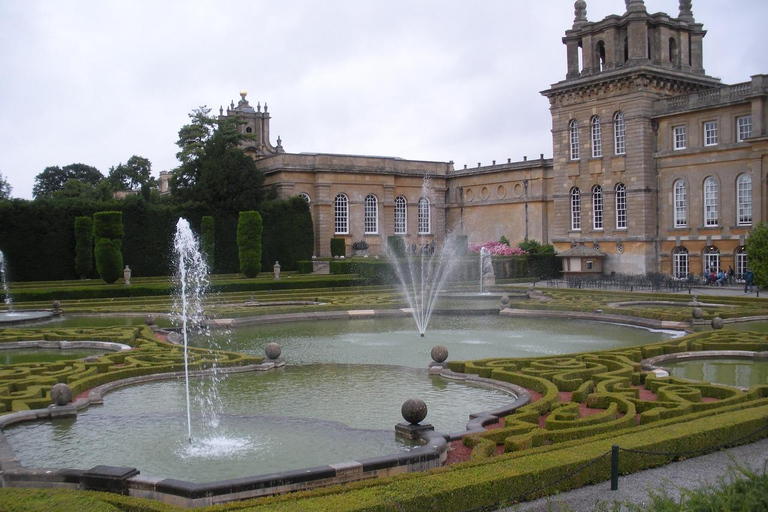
(653, 77), (766, 116)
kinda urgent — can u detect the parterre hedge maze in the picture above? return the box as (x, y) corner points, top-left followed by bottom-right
(0, 326), (262, 413)
(449, 329), (768, 462)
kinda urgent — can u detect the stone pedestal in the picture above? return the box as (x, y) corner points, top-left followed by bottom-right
(395, 422), (434, 440)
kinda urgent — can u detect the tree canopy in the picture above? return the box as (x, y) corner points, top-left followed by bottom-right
(0, 172), (12, 200)
(33, 163), (104, 199)
(108, 155), (154, 190)
(746, 222), (768, 289)
(170, 106), (268, 212)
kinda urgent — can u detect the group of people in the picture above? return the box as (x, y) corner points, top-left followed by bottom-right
(705, 267), (734, 286)
(407, 240), (436, 255)
(703, 266), (755, 293)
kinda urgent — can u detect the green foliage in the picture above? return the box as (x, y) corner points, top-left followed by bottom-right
(330, 237), (346, 257)
(92, 211), (124, 240)
(499, 235), (510, 246)
(33, 164), (104, 199)
(74, 216), (93, 279)
(93, 211), (124, 284)
(518, 238), (556, 255)
(93, 238), (123, 284)
(296, 260), (314, 274)
(201, 216), (215, 271)
(0, 171), (12, 199)
(237, 211), (263, 278)
(260, 196), (314, 271)
(387, 236), (406, 258)
(108, 155), (154, 190)
(746, 222), (768, 288)
(170, 106), (266, 212)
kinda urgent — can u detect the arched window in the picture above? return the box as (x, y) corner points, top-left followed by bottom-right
(334, 193), (348, 235)
(596, 41), (606, 71)
(418, 197), (431, 234)
(592, 185), (603, 230)
(674, 180), (687, 227)
(704, 177), (718, 227)
(298, 192), (311, 204)
(673, 246), (689, 279)
(615, 183), (627, 229)
(591, 116), (602, 158)
(569, 119), (580, 160)
(614, 111), (626, 155)
(737, 174), (752, 225)
(669, 37), (678, 65)
(703, 246), (720, 273)
(735, 246), (748, 280)
(364, 194), (378, 234)
(394, 196), (407, 235)
(570, 187), (581, 231)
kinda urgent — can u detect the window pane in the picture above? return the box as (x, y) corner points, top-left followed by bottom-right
(364, 194), (378, 234)
(571, 188), (581, 230)
(615, 184), (627, 229)
(592, 186), (603, 229)
(674, 180), (687, 227)
(614, 112), (626, 155)
(737, 175), (752, 225)
(418, 197), (430, 234)
(570, 120), (580, 160)
(394, 196), (407, 234)
(334, 194), (348, 234)
(591, 117), (602, 158)
(704, 178), (718, 226)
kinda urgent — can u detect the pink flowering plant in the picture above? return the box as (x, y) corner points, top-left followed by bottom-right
(468, 241), (528, 256)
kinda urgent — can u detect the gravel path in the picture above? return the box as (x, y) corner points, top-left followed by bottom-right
(494, 437), (768, 512)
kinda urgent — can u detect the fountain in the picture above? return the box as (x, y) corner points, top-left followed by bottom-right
(479, 247), (494, 293)
(386, 177), (461, 337)
(0, 250), (13, 311)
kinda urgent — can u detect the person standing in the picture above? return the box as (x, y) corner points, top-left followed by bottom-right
(744, 268), (754, 293)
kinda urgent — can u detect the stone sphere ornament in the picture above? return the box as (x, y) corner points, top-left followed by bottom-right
(401, 398), (428, 425)
(52, 300), (61, 311)
(145, 314), (156, 326)
(711, 317), (724, 330)
(431, 345), (449, 364)
(50, 383), (72, 406)
(500, 295), (510, 305)
(691, 307), (703, 320)
(265, 342), (282, 359)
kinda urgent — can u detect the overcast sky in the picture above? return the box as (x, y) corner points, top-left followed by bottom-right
(1, 1), (765, 199)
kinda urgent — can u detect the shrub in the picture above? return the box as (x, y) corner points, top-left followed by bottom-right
(387, 236), (406, 258)
(237, 211), (263, 278)
(296, 260), (314, 274)
(351, 240), (369, 251)
(74, 216), (93, 279)
(260, 196), (314, 271)
(93, 238), (123, 284)
(201, 216), (215, 271)
(331, 237), (346, 257)
(93, 211), (123, 284)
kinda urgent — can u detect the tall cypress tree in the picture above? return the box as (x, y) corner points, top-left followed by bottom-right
(93, 211), (124, 284)
(237, 211), (262, 278)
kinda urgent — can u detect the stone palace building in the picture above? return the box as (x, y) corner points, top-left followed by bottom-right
(162, 0), (767, 279)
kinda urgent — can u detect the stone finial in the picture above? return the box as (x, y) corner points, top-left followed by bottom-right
(277, 135), (282, 147)
(573, 0), (587, 27)
(401, 398), (428, 425)
(264, 103), (268, 112)
(678, 0), (694, 22)
(230, 99), (235, 110)
(219, 105), (224, 115)
(625, 0), (646, 13)
(257, 101), (261, 112)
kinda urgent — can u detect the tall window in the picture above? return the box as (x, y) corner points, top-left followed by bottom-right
(737, 174), (752, 225)
(673, 126), (686, 150)
(737, 115), (752, 142)
(614, 112), (626, 155)
(704, 177), (718, 227)
(394, 196), (407, 234)
(591, 116), (602, 158)
(673, 180), (687, 227)
(615, 183), (627, 229)
(735, 246), (748, 280)
(569, 120), (580, 160)
(418, 197), (430, 234)
(673, 246), (689, 279)
(570, 187), (581, 231)
(592, 185), (603, 230)
(704, 121), (718, 146)
(334, 193), (348, 234)
(703, 246), (720, 273)
(364, 194), (378, 234)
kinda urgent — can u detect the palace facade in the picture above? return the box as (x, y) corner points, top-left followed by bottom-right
(161, 1), (767, 279)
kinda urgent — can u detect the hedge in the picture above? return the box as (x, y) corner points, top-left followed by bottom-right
(237, 211), (263, 278)
(73, 216), (93, 279)
(260, 197), (314, 272)
(93, 211), (123, 284)
(330, 238), (345, 257)
(200, 216), (215, 271)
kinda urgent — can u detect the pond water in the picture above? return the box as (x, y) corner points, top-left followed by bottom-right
(664, 358), (768, 388)
(5, 364), (513, 482)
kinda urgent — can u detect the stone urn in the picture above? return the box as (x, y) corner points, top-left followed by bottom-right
(273, 261), (281, 280)
(123, 265), (131, 286)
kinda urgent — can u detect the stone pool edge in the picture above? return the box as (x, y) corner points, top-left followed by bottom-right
(0, 361), (530, 508)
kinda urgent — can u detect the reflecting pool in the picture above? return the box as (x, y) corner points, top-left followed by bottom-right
(664, 358), (768, 388)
